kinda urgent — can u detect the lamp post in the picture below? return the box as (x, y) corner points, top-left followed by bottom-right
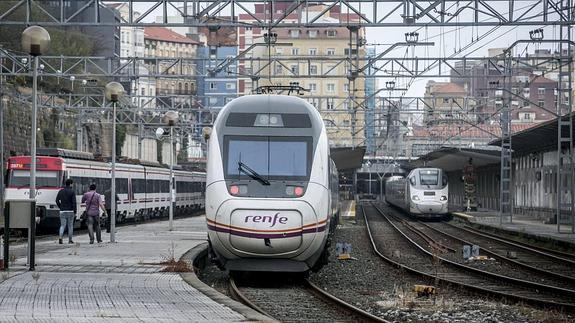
(163, 111), (179, 231)
(21, 26), (50, 271)
(105, 81), (124, 243)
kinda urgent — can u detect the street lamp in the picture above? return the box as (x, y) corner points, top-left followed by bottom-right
(163, 110), (179, 231)
(21, 26), (50, 204)
(21, 25), (50, 271)
(105, 81), (124, 243)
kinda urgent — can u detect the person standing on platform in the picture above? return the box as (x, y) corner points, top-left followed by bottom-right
(104, 188), (120, 233)
(82, 184), (107, 244)
(55, 179), (77, 244)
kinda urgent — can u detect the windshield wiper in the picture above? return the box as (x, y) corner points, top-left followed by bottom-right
(238, 162), (270, 185)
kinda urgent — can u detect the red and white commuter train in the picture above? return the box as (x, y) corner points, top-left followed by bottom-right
(5, 148), (205, 229)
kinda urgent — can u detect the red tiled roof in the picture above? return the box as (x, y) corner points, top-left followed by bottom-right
(144, 27), (200, 44)
(435, 83), (466, 93)
(412, 123), (537, 138)
(530, 75), (556, 84)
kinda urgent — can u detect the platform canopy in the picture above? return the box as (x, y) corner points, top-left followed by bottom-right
(330, 146), (366, 171)
(490, 112), (574, 155)
(410, 147), (500, 172)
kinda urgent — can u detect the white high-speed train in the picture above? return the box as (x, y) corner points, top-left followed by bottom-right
(205, 95), (339, 273)
(385, 168), (448, 219)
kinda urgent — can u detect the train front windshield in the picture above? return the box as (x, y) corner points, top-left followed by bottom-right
(414, 169), (448, 189)
(224, 136), (311, 180)
(8, 170), (62, 188)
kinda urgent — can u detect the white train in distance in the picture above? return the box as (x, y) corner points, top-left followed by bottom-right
(5, 148), (205, 230)
(205, 95), (340, 273)
(385, 168), (449, 219)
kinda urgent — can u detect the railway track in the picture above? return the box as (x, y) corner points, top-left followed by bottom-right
(363, 203), (575, 312)
(229, 275), (388, 323)
(459, 225), (575, 261)
(420, 220), (575, 284)
(386, 209), (575, 290)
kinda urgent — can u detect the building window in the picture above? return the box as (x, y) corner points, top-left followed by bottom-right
(327, 83), (335, 93)
(309, 83), (317, 92)
(209, 97), (218, 105)
(308, 98), (319, 108)
(343, 84), (349, 92)
(225, 97), (234, 104)
(275, 65), (282, 75)
(141, 88), (145, 95)
(184, 83), (189, 93)
(327, 30), (337, 37)
(290, 65), (299, 74)
(290, 30), (300, 38)
(326, 98), (334, 110)
(310, 65), (318, 75)
(325, 65), (336, 75)
(226, 82), (236, 90)
(291, 48), (299, 55)
(309, 48), (317, 55)
(275, 48), (283, 55)
(538, 87), (545, 97)
(326, 48), (336, 56)
(210, 82), (216, 90)
(308, 30), (318, 38)
(538, 100), (544, 107)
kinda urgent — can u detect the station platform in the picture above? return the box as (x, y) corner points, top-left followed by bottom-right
(340, 200), (356, 218)
(452, 210), (575, 246)
(0, 217), (264, 322)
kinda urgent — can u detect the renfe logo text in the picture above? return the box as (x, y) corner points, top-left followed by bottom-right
(245, 212), (288, 227)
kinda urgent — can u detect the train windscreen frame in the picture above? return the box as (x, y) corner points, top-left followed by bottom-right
(8, 170), (62, 188)
(223, 136), (312, 181)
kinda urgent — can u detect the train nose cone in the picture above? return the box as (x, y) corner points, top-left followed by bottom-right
(229, 209), (304, 254)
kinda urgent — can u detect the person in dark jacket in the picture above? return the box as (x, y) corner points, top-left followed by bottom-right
(104, 188), (120, 233)
(55, 179), (77, 244)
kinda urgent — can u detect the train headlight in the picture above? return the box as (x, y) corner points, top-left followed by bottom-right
(229, 185), (248, 196)
(286, 186), (305, 197)
(440, 195), (447, 201)
(254, 114), (283, 127)
(411, 195), (420, 201)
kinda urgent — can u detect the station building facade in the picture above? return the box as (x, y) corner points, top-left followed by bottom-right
(413, 114), (575, 223)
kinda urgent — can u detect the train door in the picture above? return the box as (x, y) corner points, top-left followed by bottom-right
(128, 177), (134, 218)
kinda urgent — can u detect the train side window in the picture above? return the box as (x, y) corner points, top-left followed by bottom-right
(409, 177), (416, 186)
(442, 175), (448, 186)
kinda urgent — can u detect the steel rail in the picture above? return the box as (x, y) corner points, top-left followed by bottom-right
(415, 219), (575, 284)
(363, 203), (575, 312)
(229, 276), (389, 322)
(228, 277), (273, 318)
(304, 279), (390, 323)
(374, 204), (575, 298)
(458, 223), (575, 262)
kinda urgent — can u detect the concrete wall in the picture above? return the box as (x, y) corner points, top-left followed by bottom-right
(447, 164), (500, 212)
(122, 134), (157, 162)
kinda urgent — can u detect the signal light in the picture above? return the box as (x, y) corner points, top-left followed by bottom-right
(294, 186), (304, 197)
(230, 185), (240, 195)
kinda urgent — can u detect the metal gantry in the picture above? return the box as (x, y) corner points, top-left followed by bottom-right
(556, 10), (574, 232)
(0, 0), (573, 27)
